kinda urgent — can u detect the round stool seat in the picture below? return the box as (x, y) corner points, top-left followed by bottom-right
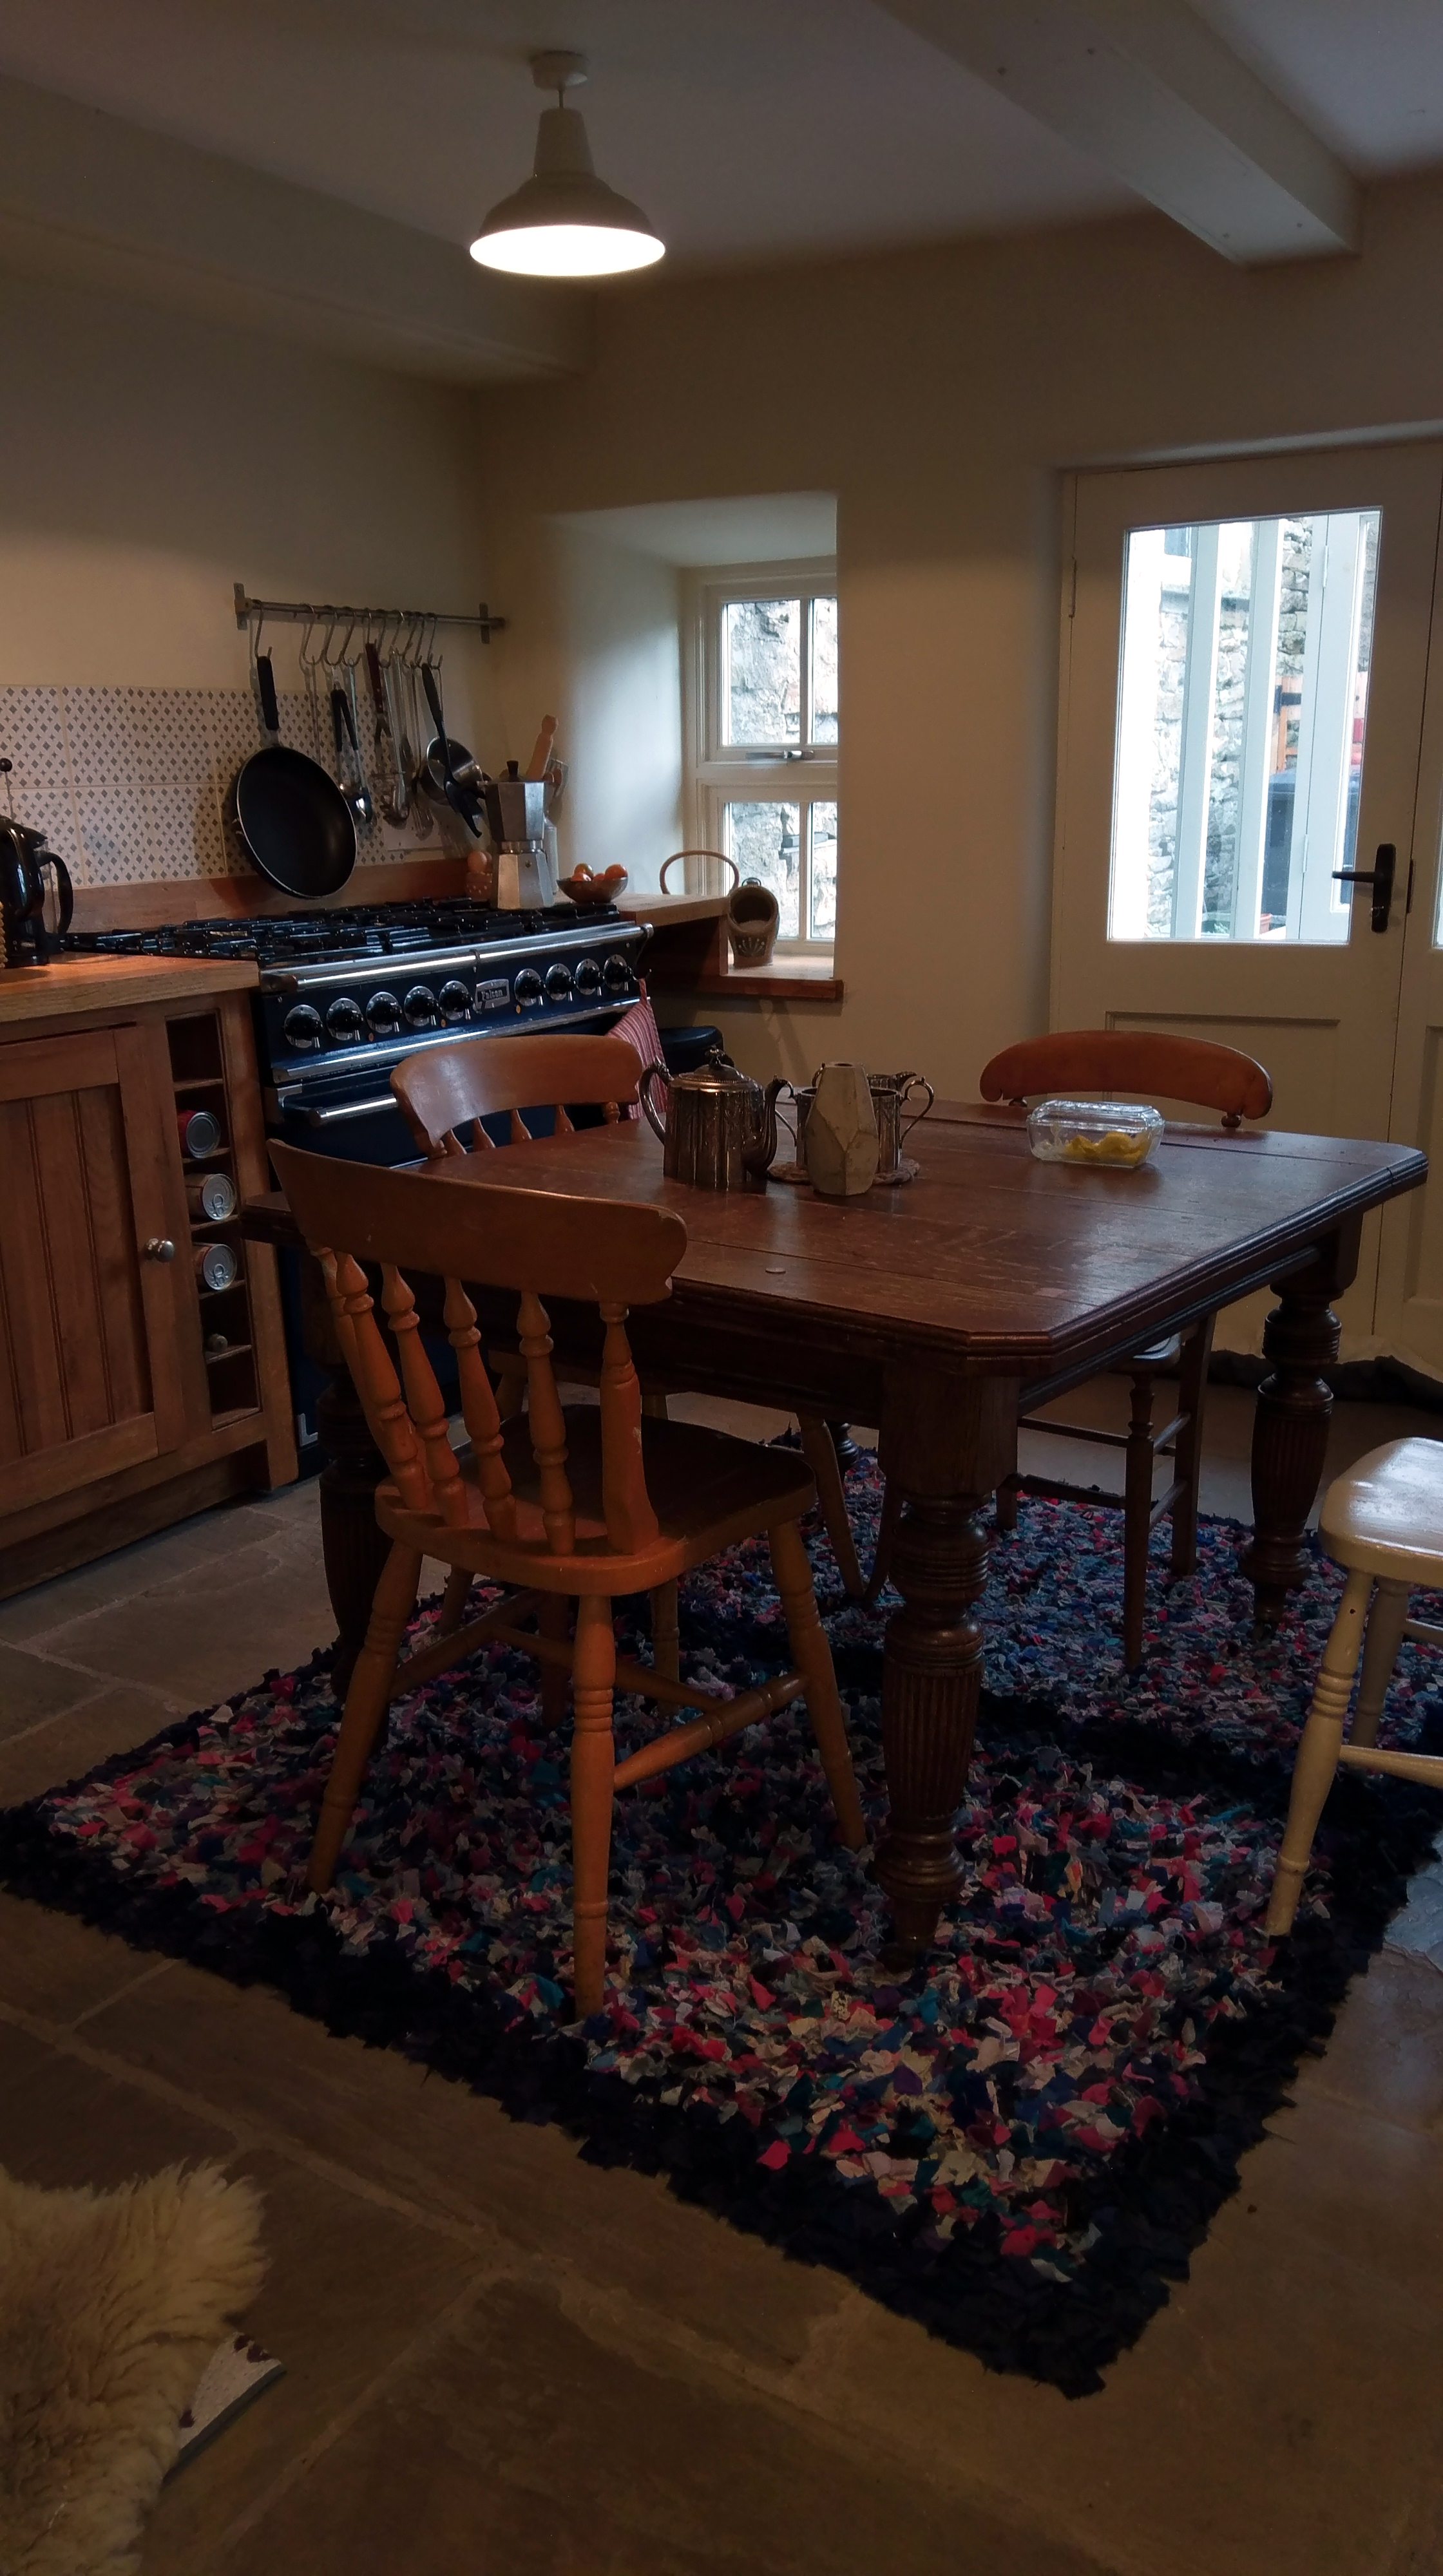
(1319, 1437), (1443, 1582)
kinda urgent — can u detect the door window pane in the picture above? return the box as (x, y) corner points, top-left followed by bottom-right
(810, 596), (839, 743)
(810, 802), (838, 938)
(722, 599), (800, 746)
(1108, 510), (1379, 942)
(723, 801), (801, 937)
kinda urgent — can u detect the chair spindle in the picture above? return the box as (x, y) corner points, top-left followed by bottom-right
(329, 1251), (433, 1515)
(381, 1262), (466, 1525)
(443, 1275), (518, 1541)
(519, 1287), (577, 1553)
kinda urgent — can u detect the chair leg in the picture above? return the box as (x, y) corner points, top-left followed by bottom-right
(434, 1566), (473, 1636)
(1353, 1578), (1408, 1750)
(769, 1516), (866, 1849)
(994, 1473), (1020, 1534)
(1122, 1370), (1156, 1674)
(1265, 1564), (1374, 1936)
(1169, 1314), (1216, 1579)
(569, 1594), (617, 2020)
(539, 1591), (571, 1726)
(308, 1540), (423, 1892)
(798, 1412), (866, 1599)
(864, 1475), (905, 1605)
(650, 1578), (680, 1682)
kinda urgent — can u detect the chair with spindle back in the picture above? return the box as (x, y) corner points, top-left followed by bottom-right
(390, 1032), (868, 1623)
(269, 1141), (864, 2020)
(868, 1028), (1274, 1669)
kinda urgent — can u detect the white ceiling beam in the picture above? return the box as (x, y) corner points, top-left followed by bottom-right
(0, 76), (588, 384)
(871, 0), (1359, 262)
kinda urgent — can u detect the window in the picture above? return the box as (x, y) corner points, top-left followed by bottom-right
(686, 566), (838, 951)
(1108, 510), (1380, 942)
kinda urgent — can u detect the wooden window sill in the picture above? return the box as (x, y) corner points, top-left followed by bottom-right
(685, 959), (843, 1003)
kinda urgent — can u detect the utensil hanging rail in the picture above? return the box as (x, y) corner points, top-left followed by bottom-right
(233, 583), (505, 640)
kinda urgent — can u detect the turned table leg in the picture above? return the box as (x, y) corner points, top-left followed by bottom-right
(1242, 1226), (1358, 1627)
(873, 1370), (1018, 1967)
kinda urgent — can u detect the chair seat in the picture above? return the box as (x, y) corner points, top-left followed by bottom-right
(378, 1407), (819, 1591)
(1319, 1437), (1443, 1582)
(1109, 1333), (1181, 1372)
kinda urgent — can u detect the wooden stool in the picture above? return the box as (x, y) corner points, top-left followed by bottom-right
(1266, 1437), (1443, 1936)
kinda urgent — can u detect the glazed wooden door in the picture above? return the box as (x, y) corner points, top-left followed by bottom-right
(0, 1022), (196, 1510)
(1377, 520), (1443, 1380)
(1053, 442), (1443, 1356)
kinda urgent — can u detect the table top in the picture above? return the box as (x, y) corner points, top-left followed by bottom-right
(244, 1099), (1426, 1383)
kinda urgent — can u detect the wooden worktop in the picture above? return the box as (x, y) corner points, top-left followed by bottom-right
(0, 952), (259, 1027)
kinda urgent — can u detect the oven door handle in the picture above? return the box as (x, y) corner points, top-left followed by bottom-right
(303, 1094), (399, 1126)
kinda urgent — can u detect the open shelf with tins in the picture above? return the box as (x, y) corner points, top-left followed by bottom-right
(167, 1015), (259, 1424)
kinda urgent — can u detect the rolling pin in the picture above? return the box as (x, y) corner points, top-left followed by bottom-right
(523, 715), (558, 779)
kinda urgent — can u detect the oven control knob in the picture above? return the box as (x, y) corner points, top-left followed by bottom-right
(439, 978), (472, 1023)
(402, 985), (439, 1030)
(367, 989), (401, 1036)
(544, 961), (573, 1001)
(602, 952), (633, 994)
(325, 995), (364, 1043)
(513, 967), (544, 1007)
(573, 956), (602, 999)
(283, 1002), (324, 1052)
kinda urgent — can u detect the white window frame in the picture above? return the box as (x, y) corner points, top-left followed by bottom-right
(682, 559), (838, 955)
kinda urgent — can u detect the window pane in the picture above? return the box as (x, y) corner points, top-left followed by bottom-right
(810, 596), (839, 743)
(722, 598), (800, 745)
(1108, 510), (1379, 943)
(723, 801), (800, 938)
(809, 802), (837, 939)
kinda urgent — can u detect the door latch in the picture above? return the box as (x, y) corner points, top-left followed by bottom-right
(1333, 841), (1396, 933)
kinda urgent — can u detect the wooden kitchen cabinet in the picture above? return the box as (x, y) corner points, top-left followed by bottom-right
(0, 961), (296, 1596)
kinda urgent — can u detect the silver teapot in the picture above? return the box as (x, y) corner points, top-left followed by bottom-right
(638, 1047), (785, 1191)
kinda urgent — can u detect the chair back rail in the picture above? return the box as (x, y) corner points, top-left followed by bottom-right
(979, 1028), (1272, 1128)
(392, 1032), (642, 1159)
(271, 1141), (683, 1563)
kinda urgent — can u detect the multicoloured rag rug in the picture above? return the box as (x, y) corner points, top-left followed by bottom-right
(3, 1472), (1442, 2398)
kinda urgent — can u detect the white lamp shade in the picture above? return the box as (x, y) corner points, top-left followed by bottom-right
(470, 106), (664, 278)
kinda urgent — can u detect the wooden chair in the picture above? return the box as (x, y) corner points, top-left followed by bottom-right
(390, 1033), (867, 1613)
(269, 1139), (865, 2020)
(1266, 1439), (1443, 1935)
(868, 1028), (1273, 1670)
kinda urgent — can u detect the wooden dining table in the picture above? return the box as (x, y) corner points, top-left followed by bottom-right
(242, 1101), (1426, 1967)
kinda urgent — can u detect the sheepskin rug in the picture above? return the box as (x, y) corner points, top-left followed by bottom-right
(0, 2163), (265, 2575)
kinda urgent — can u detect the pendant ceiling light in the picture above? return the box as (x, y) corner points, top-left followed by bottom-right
(470, 52), (665, 280)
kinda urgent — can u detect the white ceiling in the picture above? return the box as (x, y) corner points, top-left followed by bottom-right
(0, 0), (1134, 271)
(1192, 0), (1443, 175)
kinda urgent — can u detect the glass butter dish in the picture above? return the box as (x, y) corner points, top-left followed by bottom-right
(1026, 1098), (1164, 1170)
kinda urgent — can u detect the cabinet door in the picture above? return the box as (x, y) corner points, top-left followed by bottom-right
(0, 1023), (195, 1511)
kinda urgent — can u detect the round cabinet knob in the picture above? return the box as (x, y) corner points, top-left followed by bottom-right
(573, 956), (602, 998)
(513, 967), (544, 1008)
(544, 961), (573, 1001)
(325, 994), (365, 1043)
(143, 1236), (177, 1263)
(602, 952), (633, 994)
(367, 990), (401, 1036)
(439, 978), (472, 1023)
(282, 1002), (324, 1052)
(403, 985), (439, 1030)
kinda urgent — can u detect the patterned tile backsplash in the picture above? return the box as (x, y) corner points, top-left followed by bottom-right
(0, 683), (428, 887)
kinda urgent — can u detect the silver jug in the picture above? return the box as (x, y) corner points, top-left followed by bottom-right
(638, 1048), (785, 1191)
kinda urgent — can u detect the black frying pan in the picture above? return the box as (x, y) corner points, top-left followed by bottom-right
(232, 650), (358, 898)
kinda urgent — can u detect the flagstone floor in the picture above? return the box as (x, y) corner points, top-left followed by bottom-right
(3, 1387), (1443, 2576)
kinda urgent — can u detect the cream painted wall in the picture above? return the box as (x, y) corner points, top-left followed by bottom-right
(0, 267), (502, 777)
(545, 523), (683, 893)
(473, 173), (1443, 1096)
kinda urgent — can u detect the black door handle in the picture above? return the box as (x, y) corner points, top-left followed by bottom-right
(1333, 841), (1396, 933)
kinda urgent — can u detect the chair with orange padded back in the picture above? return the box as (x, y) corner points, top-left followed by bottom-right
(269, 1139), (864, 2020)
(868, 1028), (1273, 1671)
